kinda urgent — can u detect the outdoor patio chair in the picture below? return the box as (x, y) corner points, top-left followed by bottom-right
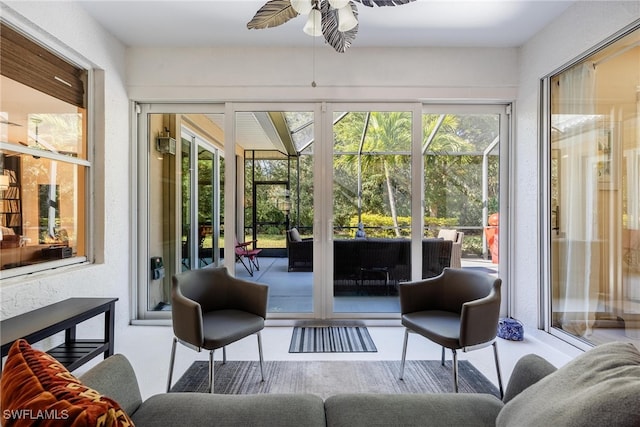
(286, 228), (313, 271)
(235, 238), (262, 276)
(398, 268), (504, 398)
(437, 229), (464, 269)
(167, 266), (268, 393)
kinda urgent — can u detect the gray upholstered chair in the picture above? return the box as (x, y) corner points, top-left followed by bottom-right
(398, 267), (504, 397)
(167, 266), (268, 393)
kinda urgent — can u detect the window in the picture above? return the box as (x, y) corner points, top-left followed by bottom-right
(0, 23), (89, 277)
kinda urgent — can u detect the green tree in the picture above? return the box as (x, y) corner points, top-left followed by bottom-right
(334, 111), (411, 237)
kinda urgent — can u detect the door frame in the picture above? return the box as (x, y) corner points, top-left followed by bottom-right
(133, 102), (511, 322)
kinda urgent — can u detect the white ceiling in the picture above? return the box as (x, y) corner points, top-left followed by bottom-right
(76, 0), (577, 151)
(79, 0), (576, 49)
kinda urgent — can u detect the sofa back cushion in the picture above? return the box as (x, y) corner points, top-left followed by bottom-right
(497, 342), (640, 427)
(437, 229), (458, 242)
(79, 353), (143, 416)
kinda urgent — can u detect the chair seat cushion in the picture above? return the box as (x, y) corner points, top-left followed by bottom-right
(402, 311), (461, 349)
(202, 309), (265, 349)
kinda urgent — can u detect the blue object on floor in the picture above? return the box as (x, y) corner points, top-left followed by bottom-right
(497, 317), (524, 341)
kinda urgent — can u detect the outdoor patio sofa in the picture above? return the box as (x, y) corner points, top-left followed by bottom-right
(333, 238), (452, 285)
(287, 230), (452, 289)
(5, 338), (638, 427)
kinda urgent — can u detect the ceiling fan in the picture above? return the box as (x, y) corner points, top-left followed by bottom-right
(247, 0), (416, 53)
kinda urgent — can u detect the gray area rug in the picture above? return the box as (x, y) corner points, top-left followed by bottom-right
(289, 326), (377, 353)
(170, 360), (500, 399)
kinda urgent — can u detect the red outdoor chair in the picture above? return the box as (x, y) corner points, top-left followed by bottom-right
(235, 239), (262, 276)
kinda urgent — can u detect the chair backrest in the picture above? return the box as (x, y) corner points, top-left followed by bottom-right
(172, 266), (235, 313)
(437, 229), (458, 242)
(436, 268), (500, 314)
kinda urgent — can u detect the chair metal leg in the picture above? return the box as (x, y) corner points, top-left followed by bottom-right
(257, 332), (265, 382)
(223, 346), (227, 364)
(441, 346), (446, 366)
(452, 349), (459, 393)
(166, 337), (177, 392)
(492, 341), (504, 399)
(399, 328), (409, 380)
(237, 256), (254, 276)
(208, 349), (215, 393)
(250, 255), (260, 271)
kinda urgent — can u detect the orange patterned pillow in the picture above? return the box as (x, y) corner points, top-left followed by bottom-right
(1, 339), (134, 426)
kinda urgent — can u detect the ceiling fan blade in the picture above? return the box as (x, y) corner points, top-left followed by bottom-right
(354, 0), (416, 6)
(247, 0), (299, 30)
(322, 1), (358, 53)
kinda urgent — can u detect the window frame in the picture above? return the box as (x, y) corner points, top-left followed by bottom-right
(0, 21), (95, 280)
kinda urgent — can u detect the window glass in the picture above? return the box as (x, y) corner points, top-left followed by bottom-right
(549, 27), (640, 345)
(1, 75), (88, 274)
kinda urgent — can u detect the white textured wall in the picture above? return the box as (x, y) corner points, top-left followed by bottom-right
(127, 46), (518, 102)
(0, 2), (131, 338)
(513, 1), (639, 327)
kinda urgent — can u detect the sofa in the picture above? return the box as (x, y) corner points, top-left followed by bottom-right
(3, 338), (638, 427)
(333, 238), (452, 292)
(287, 228), (452, 284)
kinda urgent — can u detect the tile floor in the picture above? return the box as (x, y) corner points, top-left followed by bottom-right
(75, 324), (583, 400)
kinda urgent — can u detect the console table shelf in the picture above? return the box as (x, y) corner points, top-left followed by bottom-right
(1, 297), (118, 372)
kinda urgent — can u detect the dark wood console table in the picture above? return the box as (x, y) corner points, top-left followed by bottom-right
(1, 297), (118, 372)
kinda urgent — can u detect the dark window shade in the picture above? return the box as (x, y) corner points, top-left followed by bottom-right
(1, 23), (86, 108)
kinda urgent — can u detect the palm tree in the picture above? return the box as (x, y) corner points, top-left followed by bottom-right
(334, 111), (411, 237)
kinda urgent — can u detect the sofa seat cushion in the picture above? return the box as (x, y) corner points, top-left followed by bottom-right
(325, 393), (503, 427)
(132, 393), (325, 427)
(0, 339), (134, 427)
(497, 342), (640, 427)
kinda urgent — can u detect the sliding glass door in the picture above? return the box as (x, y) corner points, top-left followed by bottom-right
(422, 106), (506, 277)
(136, 104), (225, 319)
(330, 108), (414, 314)
(235, 109), (316, 315)
(181, 128), (221, 271)
(135, 102), (510, 321)
(546, 27), (640, 346)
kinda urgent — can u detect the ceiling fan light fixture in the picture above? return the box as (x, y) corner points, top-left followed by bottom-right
(303, 8), (323, 37)
(247, 0), (416, 53)
(328, 0), (350, 9)
(290, 0), (312, 15)
(337, 5), (357, 32)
